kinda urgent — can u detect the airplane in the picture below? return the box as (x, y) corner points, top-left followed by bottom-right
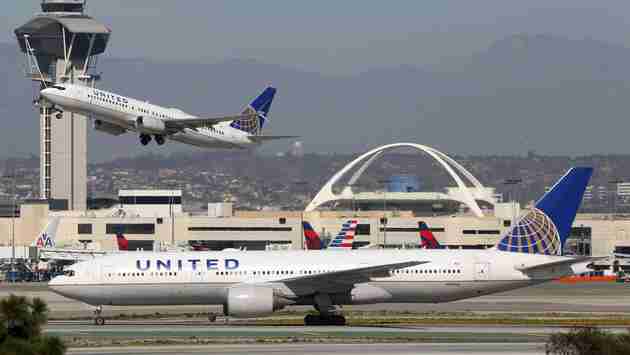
(39, 84), (297, 148)
(418, 222), (444, 249)
(49, 167), (597, 326)
(35, 218), (130, 261)
(303, 220), (357, 250)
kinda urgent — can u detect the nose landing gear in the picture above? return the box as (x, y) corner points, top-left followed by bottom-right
(93, 305), (105, 326)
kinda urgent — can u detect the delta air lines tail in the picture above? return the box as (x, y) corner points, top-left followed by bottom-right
(418, 222), (443, 249)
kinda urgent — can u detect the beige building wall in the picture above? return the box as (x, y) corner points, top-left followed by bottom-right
(2, 203), (630, 257)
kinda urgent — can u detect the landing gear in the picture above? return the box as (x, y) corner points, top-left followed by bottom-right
(55, 112), (63, 120)
(154, 135), (165, 145)
(139, 134), (152, 146)
(304, 313), (346, 326)
(93, 305), (105, 326)
(304, 293), (346, 326)
(208, 313), (217, 323)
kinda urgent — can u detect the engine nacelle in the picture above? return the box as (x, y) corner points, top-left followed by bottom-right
(224, 285), (288, 318)
(135, 116), (165, 134)
(93, 120), (126, 136)
(330, 284), (392, 305)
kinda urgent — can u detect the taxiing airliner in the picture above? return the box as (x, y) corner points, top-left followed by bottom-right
(39, 84), (296, 148)
(49, 168), (595, 326)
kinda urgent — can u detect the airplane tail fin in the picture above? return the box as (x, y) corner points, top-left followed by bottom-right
(34, 217), (60, 249)
(419, 221), (442, 249)
(328, 220), (357, 249)
(116, 233), (129, 251)
(303, 221), (322, 250)
(496, 167), (593, 255)
(230, 86), (276, 135)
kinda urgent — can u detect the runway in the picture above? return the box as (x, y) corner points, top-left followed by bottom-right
(4, 281), (630, 318)
(67, 343), (546, 355)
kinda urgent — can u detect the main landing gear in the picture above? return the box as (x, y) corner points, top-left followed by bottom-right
(139, 134), (165, 146)
(304, 293), (346, 326)
(304, 313), (346, 326)
(93, 305), (105, 326)
(139, 134), (152, 146)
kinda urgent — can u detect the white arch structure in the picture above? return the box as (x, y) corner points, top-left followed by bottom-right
(305, 143), (495, 218)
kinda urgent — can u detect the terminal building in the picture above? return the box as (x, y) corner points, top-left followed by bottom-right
(0, 143), (628, 260)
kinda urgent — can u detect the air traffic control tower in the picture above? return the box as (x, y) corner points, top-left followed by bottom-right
(14, 0), (110, 211)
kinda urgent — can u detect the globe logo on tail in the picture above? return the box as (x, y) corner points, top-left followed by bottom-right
(497, 208), (561, 255)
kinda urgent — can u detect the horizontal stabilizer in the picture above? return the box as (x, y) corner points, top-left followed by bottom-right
(515, 256), (605, 273)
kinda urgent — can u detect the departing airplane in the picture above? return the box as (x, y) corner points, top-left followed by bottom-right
(303, 220), (357, 250)
(39, 84), (296, 148)
(50, 168), (596, 326)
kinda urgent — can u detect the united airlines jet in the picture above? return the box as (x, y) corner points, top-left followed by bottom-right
(39, 84), (296, 148)
(49, 168), (596, 326)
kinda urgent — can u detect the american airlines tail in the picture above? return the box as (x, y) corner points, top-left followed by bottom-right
(496, 167), (593, 255)
(328, 220), (357, 249)
(303, 220), (358, 250)
(33, 217), (60, 249)
(230, 87), (276, 136)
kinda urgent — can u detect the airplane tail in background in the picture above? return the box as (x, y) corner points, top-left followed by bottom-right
(34, 217), (60, 249)
(328, 220), (358, 249)
(418, 221), (443, 249)
(230, 86), (276, 135)
(115, 233), (129, 251)
(303, 221), (323, 250)
(496, 167), (593, 255)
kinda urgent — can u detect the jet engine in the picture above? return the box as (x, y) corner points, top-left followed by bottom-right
(93, 120), (126, 136)
(135, 116), (165, 134)
(224, 285), (290, 318)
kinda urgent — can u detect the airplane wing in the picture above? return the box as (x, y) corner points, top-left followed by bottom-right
(248, 136), (300, 143)
(165, 114), (257, 130)
(274, 260), (428, 296)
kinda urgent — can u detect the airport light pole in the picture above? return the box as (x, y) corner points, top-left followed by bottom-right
(378, 179), (390, 248)
(293, 181), (309, 249)
(503, 178), (522, 225)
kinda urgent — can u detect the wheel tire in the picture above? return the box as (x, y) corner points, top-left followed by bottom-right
(94, 317), (105, 326)
(333, 315), (346, 326)
(208, 314), (217, 323)
(304, 314), (317, 326)
(55, 113), (63, 119)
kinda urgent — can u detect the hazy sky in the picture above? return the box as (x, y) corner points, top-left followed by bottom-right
(4, 1), (630, 73)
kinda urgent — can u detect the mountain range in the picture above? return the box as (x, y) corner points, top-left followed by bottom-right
(1, 33), (630, 162)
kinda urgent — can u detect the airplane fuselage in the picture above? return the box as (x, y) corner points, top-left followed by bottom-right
(49, 249), (574, 308)
(41, 84), (254, 149)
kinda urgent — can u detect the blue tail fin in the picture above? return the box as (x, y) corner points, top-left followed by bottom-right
(496, 167), (593, 255)
(230, 86), (276, 135)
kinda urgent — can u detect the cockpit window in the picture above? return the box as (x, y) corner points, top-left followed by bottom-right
(63, 270), (75, 277)
(51, 85), (66, 91)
